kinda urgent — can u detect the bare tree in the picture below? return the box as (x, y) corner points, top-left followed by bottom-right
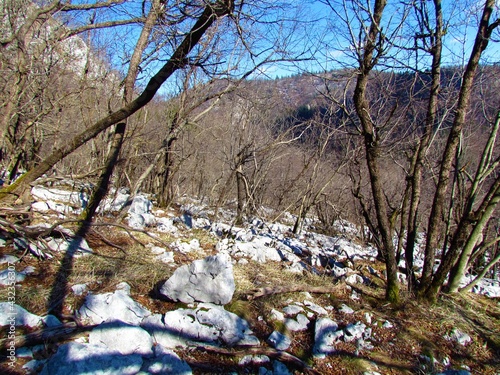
(0, 0), (236, 202)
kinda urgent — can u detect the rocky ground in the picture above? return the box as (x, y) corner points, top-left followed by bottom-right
(0, 184), (499, 374)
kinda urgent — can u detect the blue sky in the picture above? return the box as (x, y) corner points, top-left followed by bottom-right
(61, 0), (500, 85)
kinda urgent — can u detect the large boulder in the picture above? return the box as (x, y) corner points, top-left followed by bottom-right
(159, 254), (235, 304)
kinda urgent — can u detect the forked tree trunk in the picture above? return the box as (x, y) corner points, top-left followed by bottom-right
(421, 0), (499, 302)
(405, 0), (444, 294)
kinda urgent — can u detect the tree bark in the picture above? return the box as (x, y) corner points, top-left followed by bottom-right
(405, 0), (443, 294)
(352, 0), (399, 303)
(421, 0), (499, 302)
(79, 123), (125, 221)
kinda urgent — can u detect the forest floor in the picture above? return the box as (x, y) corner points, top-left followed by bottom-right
(0, 197), (499, 375)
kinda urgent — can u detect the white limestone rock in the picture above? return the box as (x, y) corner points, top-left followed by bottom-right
(267, 331), (292, 351)
(284, 313), (309, 331)
(159, 254), (235, 305)
(0, 303), (42, 327)
(339, 303), (355, 314)
(142, 345), (192, 374)
(156, 217), (179, 234)
(0, 269), (26, 285)
(39, 342), (143, 375)
(71, 283), (88, 296)
(283, 304), (304, 316)
(304, 300), (328, 316)
(445, 328), (472, 346)
(77, 283), (151, 325)
(142, 303), (258, 348)
(89, 320), (154, 357)
(46, 236), (92, 256)
(273, 361), (293, 375)
(0, 255), (19, 264)
(270, 309), (285, 321)
(239, 355), (270, 366)
(344, 321), (367, 342)
(313, 317), (342, 358)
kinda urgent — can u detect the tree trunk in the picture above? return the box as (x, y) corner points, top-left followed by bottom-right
(405, 0), (444, 294)
(80, 123), (126, 221)
(421, 0), (499, 302)
(447, 191), (500, 292)
(352, 0), (399, 303)
(235, 165), (246, 225)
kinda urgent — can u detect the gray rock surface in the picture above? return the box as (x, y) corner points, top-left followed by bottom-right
(445, 328), (472, 346)
(267, 331), (292, 351)
(142, 303), (259, 348)
(141, 345), (192, 374)
(89, 320), (154, 357)
(39, 342), (143, 375)
(159, 254), (235, 304)
(284, 313), (309, 331)
(0, 303), (42, 327)
(77, 282), (151, 325)
(313, 317), (342, 358)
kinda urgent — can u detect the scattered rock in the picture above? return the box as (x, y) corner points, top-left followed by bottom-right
(71, 283), (88, 296)
(313, 317), (342, 358)
(171, 239), (201, 253)
(0, 255), (19, 264)
(284, 313), (309, 331)
(283, 304), (304, 316)
(128, 195), (154, 229)
(445, 328), (472, 346)
(159, 254), (235, 305)
(42, 315), (62, 327)
(46, 236), (92, 256)
(0, 269), (26, 285)
(344, 321), (367, 342)
(267, 331), (292, 351)
(155, 251), (175, 263)
(156, 217), (179, 234)
(339, 303), (354, 314)
(239, 355), (270, 366)
(304, 300), (328, 316)
(273, 361), (293, 375)
(270, 309), (285, 321)
(382, 320), (393, 329)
